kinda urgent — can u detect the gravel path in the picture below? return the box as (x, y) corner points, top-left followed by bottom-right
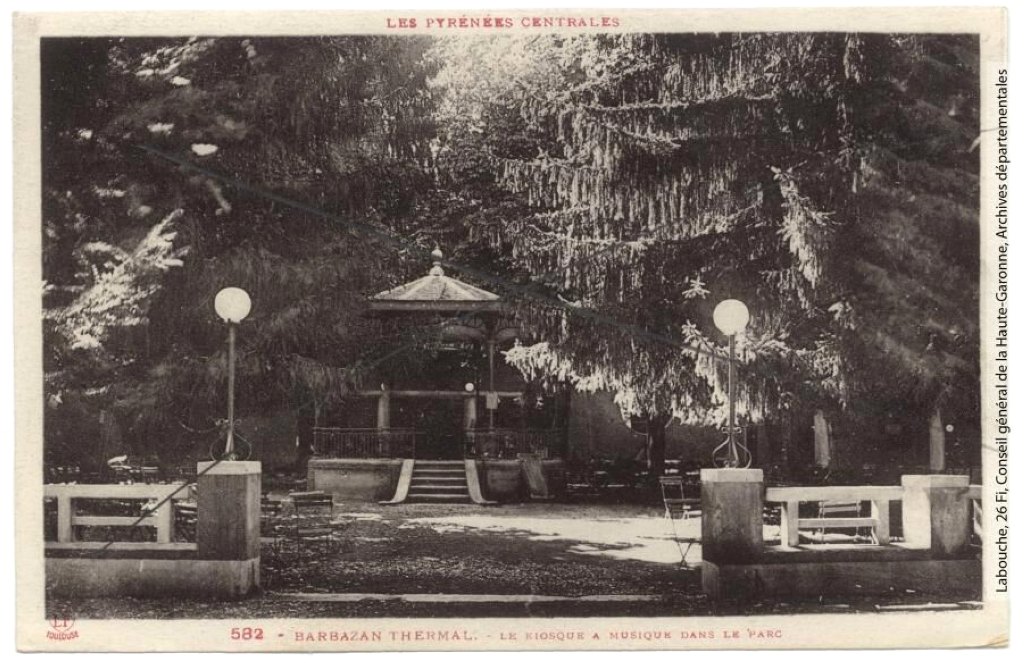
(50, 502), (981, 619)
(262, 502), (702, 597)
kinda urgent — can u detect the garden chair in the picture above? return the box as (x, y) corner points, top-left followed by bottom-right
(260, 495), (286, 548)
(659, 475), (700, 566)
(659, 475), (700, 520)
(282, 491), (338, 555)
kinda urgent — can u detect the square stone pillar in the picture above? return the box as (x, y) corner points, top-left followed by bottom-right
(901, 474), (971, 557)
(376, 390), (391, 429)
(701, 468), (764, 564)
(197, 461), (262, 561)
(464, 394), (478, 430)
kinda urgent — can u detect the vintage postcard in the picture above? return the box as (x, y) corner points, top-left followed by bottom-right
(12, 6), (1011, 652)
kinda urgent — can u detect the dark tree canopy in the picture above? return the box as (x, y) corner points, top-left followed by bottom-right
(431, 33), (979, 431)
(41, 33), (980, 470)
(42, 36), (444, 465)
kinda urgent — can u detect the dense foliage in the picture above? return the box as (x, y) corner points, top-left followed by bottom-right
(41, 33), (980, 472)
(431, 34), (979, 468)
(42, 37), (443, 466)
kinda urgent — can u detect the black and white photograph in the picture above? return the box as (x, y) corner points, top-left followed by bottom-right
(12, 7), (1009, 651)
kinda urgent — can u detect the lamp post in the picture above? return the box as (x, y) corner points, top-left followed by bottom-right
(214, 287), (252, 459)
(712, 298), (751, 468)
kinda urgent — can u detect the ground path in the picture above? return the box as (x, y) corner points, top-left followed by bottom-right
(54, 502), (983, 618)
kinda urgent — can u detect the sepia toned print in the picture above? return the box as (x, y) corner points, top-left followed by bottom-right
(14, 8), (1009, 651)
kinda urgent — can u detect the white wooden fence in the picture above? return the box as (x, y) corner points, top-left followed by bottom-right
(44, 483), (189, 546)
(766, 483), (982, 547)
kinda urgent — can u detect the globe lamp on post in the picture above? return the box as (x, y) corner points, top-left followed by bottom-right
(712, 299), (751, 468)
(214, 287), (252, 459)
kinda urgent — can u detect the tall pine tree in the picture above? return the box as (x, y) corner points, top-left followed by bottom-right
(432, 33), (979, 474)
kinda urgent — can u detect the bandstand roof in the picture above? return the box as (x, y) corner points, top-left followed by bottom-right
(370, 249), (505, 313)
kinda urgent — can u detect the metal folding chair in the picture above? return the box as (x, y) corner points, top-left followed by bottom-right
(282, 491), (337, 555)
(659, 475), (701, 566)
(260, 495), (286, 548)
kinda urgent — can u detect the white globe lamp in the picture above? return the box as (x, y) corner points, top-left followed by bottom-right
(713, 298), (749, 336)
(213, 287), (252, 459)
(711, 298), (751, 469)
(214, 287), (252, 324)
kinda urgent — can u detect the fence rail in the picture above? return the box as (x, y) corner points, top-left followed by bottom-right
(466, 428), (562, 459)
(313, 427), (419, 458)
(44, 483), (191, 546)
(764, 483), (982, 547)
(766, 484), (904, 546)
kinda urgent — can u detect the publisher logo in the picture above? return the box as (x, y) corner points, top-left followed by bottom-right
(47, 612), (79, 641)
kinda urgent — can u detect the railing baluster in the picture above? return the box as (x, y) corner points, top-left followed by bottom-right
(154, 503), (173, 543)
(781, 500), (800, 547)
(871, 499), (890, 544)
(314, 427), (558, 459)
(57, 493), (73, 543)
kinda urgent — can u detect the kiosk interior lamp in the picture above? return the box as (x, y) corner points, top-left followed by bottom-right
(214, 287), (252, 459)
(711, 298), (753, 469)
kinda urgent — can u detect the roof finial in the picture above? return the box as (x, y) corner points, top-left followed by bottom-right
(429, 246), (444, 276)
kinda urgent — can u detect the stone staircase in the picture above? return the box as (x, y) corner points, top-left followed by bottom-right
(406, 461), (471, 503)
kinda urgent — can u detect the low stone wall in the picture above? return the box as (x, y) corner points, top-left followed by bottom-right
(308, 458), (566, 503)
(477, 459), (566, 502)
(307, 458), (403, 502)
(46, 556), (260, 600)
(703, 552), (980, 600)
(46, 461), (262, 600)
(477, 460), (524, 502)
(700, 469), (982, 600)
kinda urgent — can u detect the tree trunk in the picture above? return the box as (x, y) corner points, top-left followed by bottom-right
(557, 383), (572, 460)
(813, 410), (832, 468)
(929, 408), (946, 472)
(646, 414), (671, 479)
(779, 410), (792, 478)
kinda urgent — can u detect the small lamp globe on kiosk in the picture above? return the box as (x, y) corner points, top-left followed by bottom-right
(713, 299), (750, 468)
(214, 287), (252, 458)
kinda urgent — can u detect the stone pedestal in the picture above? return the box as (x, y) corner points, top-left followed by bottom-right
(700, 468), (764, 564)
(901, 474), (971, 557)
(197, 461), (262, 562)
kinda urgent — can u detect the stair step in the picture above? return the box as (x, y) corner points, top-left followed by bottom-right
(410, 479), (468, 486)
(415, 461), (465, 466)
(411, 479), (468, 485)
(409, 484), (469, 492)
(406, 493), (471, 503)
